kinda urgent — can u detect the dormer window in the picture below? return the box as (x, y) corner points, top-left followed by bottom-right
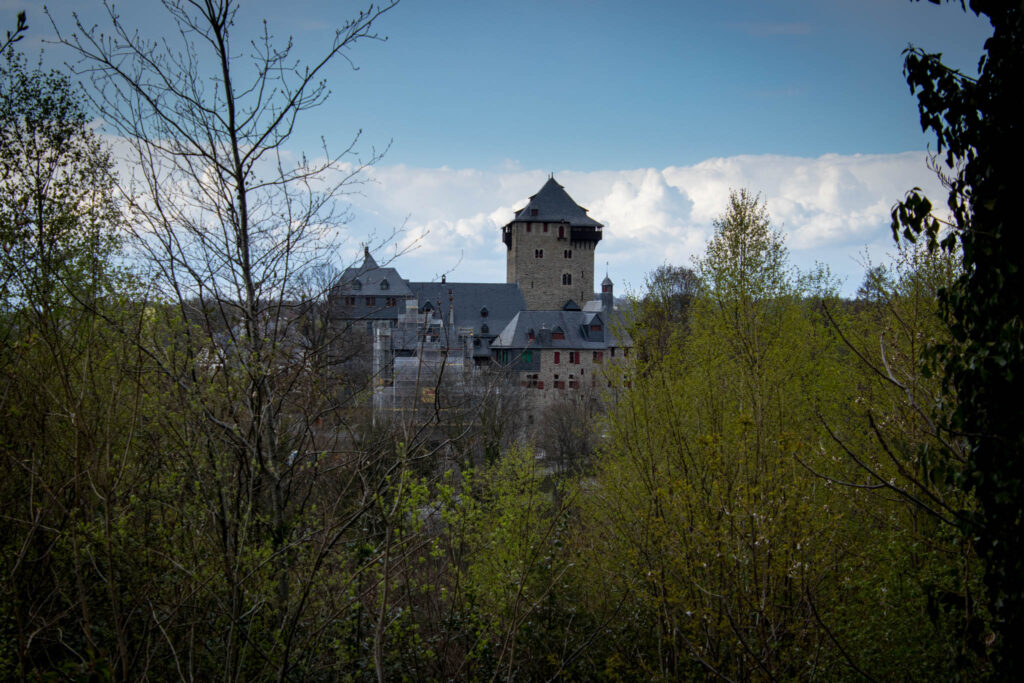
(530, 208), (538, 216)
(480, 307), (488, 318)
(352, 279), (362, 291)
(481, 324), (489, 334)
(552, 326), (565, 341)
(380, 278), (389, 290)
(422, 301), (433, 312)
(528, 329), (535, 341)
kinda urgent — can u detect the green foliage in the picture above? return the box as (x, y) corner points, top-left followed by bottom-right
(892, 2), (1024, 671)
(574, 191), (985, 679)
(0, 50), (121, 311)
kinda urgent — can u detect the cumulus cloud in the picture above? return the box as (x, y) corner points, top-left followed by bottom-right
(331, 152), (947, 295)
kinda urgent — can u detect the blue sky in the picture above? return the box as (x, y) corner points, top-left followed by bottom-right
(12, 0), (993, 294)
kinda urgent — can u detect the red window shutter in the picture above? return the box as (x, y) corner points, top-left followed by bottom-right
(554, 352), (560, 364)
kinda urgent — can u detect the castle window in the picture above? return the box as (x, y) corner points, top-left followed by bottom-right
(480, 306), (488, 317)
(569, 351), (579, 364)
(534, 249), (543, 258)
(590, 324), (602, 332)
(380, 279), (389, 290)
(554, 351), (560, 364)
(528, 329), (535, 341)
(555, 380), (566, 390)
(593, 351), (603, 363)
(481, 323), (489, 334)
(530, 209), (538, 217)
(558, 225), (565, 239)
(610, 346), (616, 357)
(386, 297), (397, 307)
(526, 224), (532, 232)
(552, 327), (565, 340)
(365, 296), (376, 306)
(543, 224), (548, 232)
(562, 273), (572, 285)
(353, 279), (362, 291)
(564, 249), (572, 259)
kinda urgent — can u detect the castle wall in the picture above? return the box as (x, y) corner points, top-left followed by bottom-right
(505, 221), (596, 310)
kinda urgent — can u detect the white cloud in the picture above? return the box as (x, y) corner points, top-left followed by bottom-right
(294, 152), (951, 296)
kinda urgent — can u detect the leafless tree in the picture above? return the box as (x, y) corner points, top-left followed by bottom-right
(51, 1), (401, 678)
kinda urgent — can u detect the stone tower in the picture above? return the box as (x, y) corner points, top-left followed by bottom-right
(502, 177), (603, 310)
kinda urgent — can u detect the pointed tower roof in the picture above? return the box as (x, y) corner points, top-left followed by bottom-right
(601, 274), (613, 287)
(360, 245), (378, 270)
(510, 176), (602, 228)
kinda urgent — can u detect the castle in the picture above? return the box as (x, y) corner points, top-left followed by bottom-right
(330, 177), (632, 426)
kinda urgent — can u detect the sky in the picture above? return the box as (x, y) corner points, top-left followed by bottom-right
(10, 0), (994, 295)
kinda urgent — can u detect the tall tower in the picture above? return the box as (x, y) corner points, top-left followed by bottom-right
(502, 177), (603, 310)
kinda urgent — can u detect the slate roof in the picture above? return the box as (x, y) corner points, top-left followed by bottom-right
(334, 248), (412, 297)
(491, 307), (632, 351)
(508, 177), (603, 228)
(408, 282), (526, 357)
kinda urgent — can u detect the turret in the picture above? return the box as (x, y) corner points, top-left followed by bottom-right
(600, 274), (614, 311)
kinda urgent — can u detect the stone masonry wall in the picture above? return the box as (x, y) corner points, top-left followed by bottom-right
(506, 221), (595, 310)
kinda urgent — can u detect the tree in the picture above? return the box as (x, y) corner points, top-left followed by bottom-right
(632, 264), (700, 363)
(49, 1), (400, 677)
(0, 49), (119, 312)
(892, 3), (1024, 671)
(1, 11), (27, 55)
(0, 45), (160, 679)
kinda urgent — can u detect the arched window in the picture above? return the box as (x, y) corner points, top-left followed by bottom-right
(352, 278), (362, 291)
(380, 278), (389, 290)
(480, 306), (488, 318)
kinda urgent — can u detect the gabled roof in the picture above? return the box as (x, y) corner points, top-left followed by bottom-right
(333, 247), (412, 298)
(491, 309), (632, 350)
(508, 177), (603, 228)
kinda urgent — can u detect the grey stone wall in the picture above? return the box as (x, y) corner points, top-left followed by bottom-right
(505, 221), (596, 310)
